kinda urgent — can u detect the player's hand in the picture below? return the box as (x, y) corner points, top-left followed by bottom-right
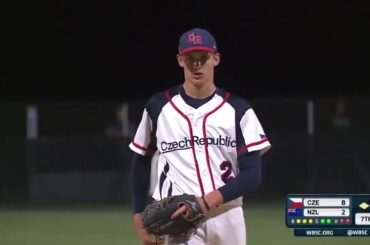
(170, 196), (208, 219)
(133, 213), (164, 245)
(170, 191), (225, 219)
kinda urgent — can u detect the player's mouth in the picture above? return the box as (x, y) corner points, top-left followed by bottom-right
(192, 72), (203, 79)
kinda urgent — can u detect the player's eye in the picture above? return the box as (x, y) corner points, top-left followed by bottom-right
(184, 53), (211, 65)
(199, 54), (211, 62)
(185, 51), (210, 59)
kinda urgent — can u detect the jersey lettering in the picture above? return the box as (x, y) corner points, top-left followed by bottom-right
(161, 135), (237, 153)
(220, 161), (234, 183)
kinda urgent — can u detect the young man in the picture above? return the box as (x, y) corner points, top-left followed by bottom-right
(129, 28), (271, 245)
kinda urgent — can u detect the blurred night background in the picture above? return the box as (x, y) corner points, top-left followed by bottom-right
(0, 1), (370, 244)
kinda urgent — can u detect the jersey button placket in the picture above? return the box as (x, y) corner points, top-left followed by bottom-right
(201, 169), (208, 176)
(188, 110), (194, 120)
(193, 125), (202, 152)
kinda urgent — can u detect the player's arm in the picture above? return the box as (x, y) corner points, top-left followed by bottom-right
(130, 152), (152, 214)
(129, 106), (156, 213)
(201, 151), (262, 210)
(130, 152), (163, 244)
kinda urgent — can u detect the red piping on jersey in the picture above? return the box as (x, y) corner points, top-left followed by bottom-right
(165, 90), (205, 196)
(237, 137), (269, 154)
(132, 141), (156, 155)
(202, 92), (230, 191)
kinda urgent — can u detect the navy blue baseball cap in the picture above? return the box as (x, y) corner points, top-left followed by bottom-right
(178, 28), (218, 55)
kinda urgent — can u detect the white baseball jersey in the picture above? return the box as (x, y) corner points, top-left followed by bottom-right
(129, 86), (271, 205)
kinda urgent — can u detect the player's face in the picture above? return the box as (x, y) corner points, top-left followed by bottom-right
(177, 50), (220, 86)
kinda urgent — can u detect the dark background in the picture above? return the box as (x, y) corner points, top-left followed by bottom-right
(1, 1), (369, 101)
(0, 1), (370, 205)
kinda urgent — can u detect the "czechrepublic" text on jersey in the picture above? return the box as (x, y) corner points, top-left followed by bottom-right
(161, 135), (237, 153)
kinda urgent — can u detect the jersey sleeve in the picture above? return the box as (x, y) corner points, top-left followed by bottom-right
(237, 108), (271, 155)
(129, 109), (156, 155)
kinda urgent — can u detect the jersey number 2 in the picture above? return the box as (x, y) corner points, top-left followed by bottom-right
(220, 161), (234, 183)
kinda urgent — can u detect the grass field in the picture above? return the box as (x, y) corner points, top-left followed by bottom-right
(0, 202), (368, 245)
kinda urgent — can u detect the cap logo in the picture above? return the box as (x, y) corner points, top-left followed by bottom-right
(187, 33), (202, 45)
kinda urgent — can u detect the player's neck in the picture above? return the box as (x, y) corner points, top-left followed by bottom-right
(182, 82), (216, 99)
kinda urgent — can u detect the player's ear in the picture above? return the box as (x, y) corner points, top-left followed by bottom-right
(177, 54), (185, 68)
(213, 53), (220, 66)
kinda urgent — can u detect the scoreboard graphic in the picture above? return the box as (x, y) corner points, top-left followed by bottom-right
(285, 194), (370, 237)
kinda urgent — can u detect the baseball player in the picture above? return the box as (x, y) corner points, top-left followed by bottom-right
(129, 28), (271, 245)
